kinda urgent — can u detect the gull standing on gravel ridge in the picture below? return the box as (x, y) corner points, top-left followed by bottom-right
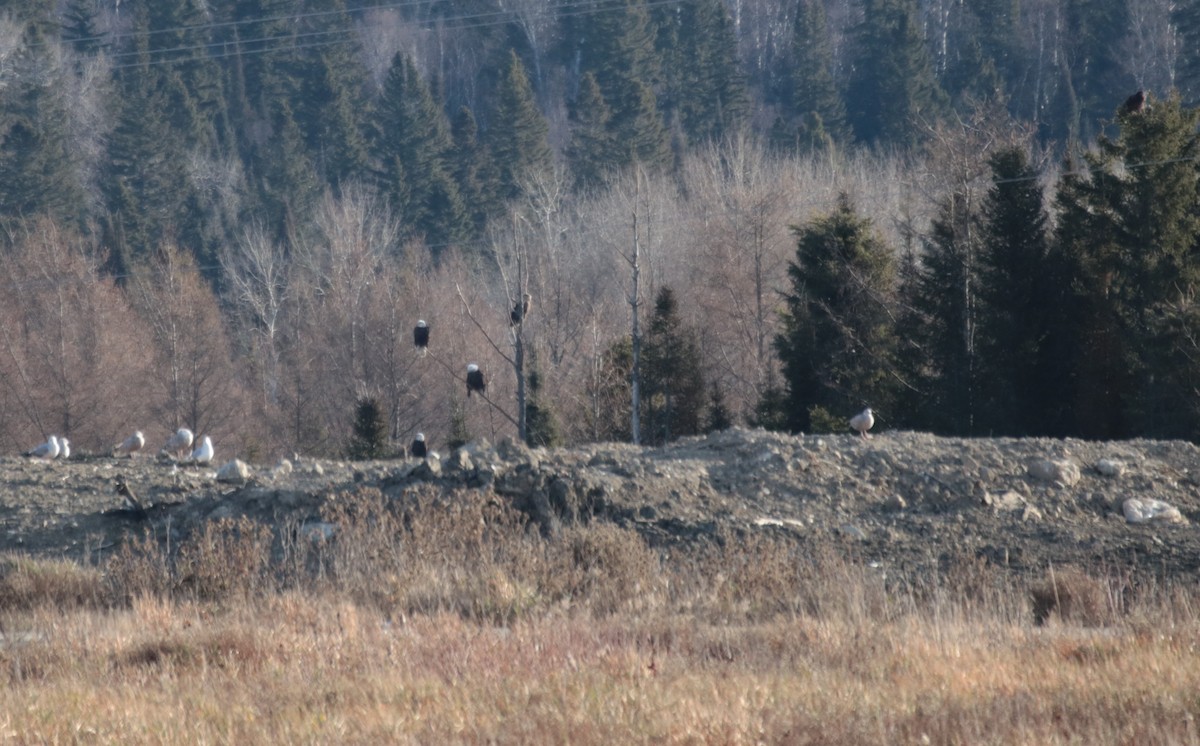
(190, 435), (214, 465)
(24, 435), (60, 459)
(58, 438), (70, 459)
(162, 427), (194, 459)
(850, 408), (875, 438)
(114, 430), (145, 457)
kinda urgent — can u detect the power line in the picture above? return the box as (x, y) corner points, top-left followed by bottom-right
(42, 0), (677, 72)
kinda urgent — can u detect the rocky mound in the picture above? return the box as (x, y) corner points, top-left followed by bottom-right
(2, 428), (1199, 584)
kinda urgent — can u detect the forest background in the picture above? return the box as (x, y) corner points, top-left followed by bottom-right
(1, 0), (1199, 459)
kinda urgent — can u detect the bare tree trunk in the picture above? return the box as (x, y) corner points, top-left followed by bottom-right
(629, 173), (643, 446)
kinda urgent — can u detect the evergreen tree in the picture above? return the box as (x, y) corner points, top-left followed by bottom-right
(776, 194), (900, 431)
(292, 0), (371, 187)
(102, 7), (192, 264)
(451, 106), (501, 235)
(62, 0), (103, 55)
(486, 50), (553, 203)
(1060, 0), (1134, 143)
(706, 382), (734, 432)
(655, 0), (748, 145)
(786, 0), (849, 149)
(371, 53), (471, 251)
(976, 146), (1073, 435)
(846, 0), (946, 148)
(567, 72), (618, 190)
(1052, 93), (1200, 438)
(642, 287), (707, 444)
(259, 100), (323, 239)
(140, 0), (232, 154)
(645, 288), (703, 441)
(1177, 3), (1200, 106)
(0, 29), (86, 231)
(902, 191), (985, 434)
(525, 362), (561, 447)
(579, 0), (671, 171)
(348, 396), (389, 459)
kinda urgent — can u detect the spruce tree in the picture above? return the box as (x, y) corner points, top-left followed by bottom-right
(486, 50), (553, 203)
(0, 33), (86, 231)
(567, 73), (618, 191)
(976, 146), (1072, 435)
(642, 287), (706, 444)
(776, 194), (900, 432)
(1178, 3), (1200, 105)
(655, 0), (748, 145)
(902, 191), (985, 435)
(524, 363), (561, 448)
(451, 106), (501, 236)
(349, 396), (389, 460)
(579, 0), (671, 171)
(1051, 93), (1200, 438)
(846, 0), (946, 148)
(787, 0), (849, 149)
(371, 53), (471, 251)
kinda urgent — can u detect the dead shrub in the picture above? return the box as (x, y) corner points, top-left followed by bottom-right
(546, 523), (664, 616)
(174, 517), (274, 602)
(0, 554), (104, 611)
(116, 627), (266, 673)
(104, 532), (172, 603)
(1030, 566), (1111, 626)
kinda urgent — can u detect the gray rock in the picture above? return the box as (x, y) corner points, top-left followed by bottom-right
(1028, 458), (1081, 486)
(445, 448), (474, 472)
(216, 459), (251, 484)
(1095, 459), (1125, 477)
(1122, 497), (1186, 525)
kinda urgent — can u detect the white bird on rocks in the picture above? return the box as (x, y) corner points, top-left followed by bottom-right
(58, 438), (70, 459)
(25, 435), (60, 459)
(190, 435), (214, 465)
(162, 427), (194, 458)
(850, 408), (875, 438)
(114, 431), (145, 458)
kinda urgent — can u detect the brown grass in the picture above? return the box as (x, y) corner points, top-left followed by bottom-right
(1, 486), (1198, 744)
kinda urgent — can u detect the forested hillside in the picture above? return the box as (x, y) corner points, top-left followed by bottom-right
(1, 0), (1199, 457)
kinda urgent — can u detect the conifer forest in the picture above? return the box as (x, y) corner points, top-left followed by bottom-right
(2, 0), (1200, 457)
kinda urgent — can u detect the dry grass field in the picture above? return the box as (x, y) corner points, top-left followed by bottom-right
(2, 487), (1199, 744)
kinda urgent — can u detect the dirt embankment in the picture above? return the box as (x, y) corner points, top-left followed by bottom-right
(2, 427), (1199, 584)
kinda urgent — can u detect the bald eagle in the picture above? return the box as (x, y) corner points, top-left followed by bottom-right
(510, 293), (532, 326)
(1123, 90), (1146, 114)
(411, 432), (427, 458)
(413, 319), (429, 356)
(466, 363), (486, 397)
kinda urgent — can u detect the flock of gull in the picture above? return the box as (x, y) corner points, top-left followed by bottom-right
(23, 427), (215, 465)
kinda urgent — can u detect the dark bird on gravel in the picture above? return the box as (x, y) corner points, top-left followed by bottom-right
(1123, 90), (1146, 114)
(113, 474), (148, 521)
(466, 363), (486, 397)
(413, 319), (429, 356)
(510, 293), (532, 326)
(411, 432), (427, 459)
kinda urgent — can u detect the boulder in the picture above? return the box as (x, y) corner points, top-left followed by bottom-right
(1095, 459), (1125, 477)
(1122, 497), (1186, 525)
(1028, 459), (1081, 486)
(216, 459), (251, 484)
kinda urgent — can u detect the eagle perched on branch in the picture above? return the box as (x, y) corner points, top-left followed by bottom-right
(1123, 90), (1146, 114)
(466, 363), (486, 397)
(510, 293), (532, 326)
